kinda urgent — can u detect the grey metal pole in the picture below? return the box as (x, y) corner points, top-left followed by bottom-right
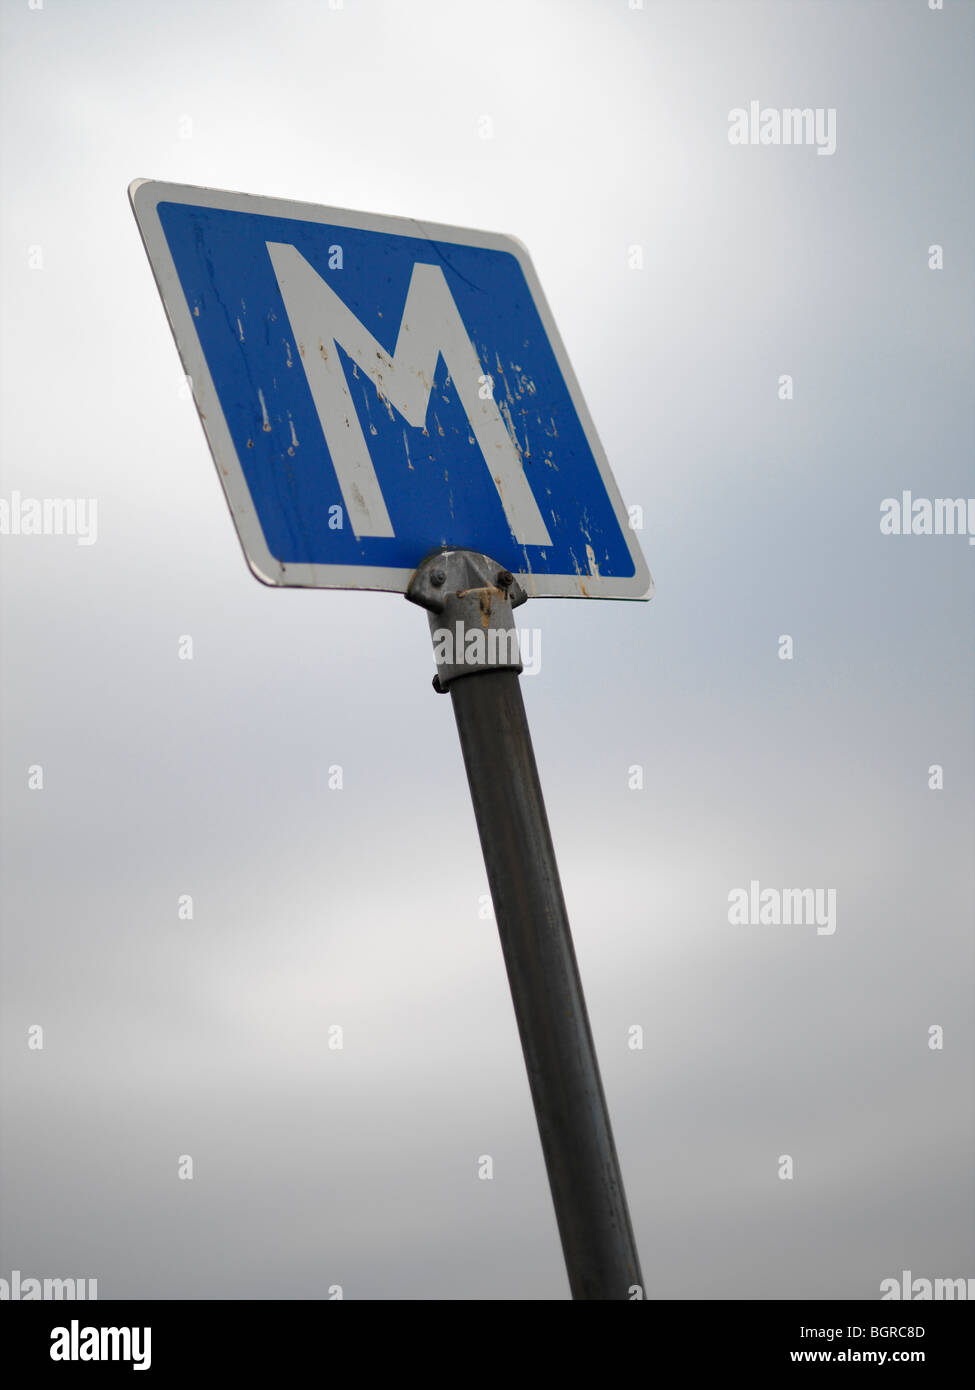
(408, 548), (643, 1301)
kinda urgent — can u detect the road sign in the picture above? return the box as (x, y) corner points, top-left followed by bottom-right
(130, 180), (652, 600)
(131, 180), (649, 1297)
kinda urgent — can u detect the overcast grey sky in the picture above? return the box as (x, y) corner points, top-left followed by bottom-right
(1, 0), (973, 1299)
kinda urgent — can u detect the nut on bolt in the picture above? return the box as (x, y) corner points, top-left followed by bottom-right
(430, 569), (446, 588)
(496, 570), (514, 588)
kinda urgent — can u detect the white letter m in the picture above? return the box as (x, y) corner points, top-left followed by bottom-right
(266, 242), (552, 545)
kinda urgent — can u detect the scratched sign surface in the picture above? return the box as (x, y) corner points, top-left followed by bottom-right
(130, 180), (652, 599)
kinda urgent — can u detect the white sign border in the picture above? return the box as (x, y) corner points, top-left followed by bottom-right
(129, 178), (653, 601)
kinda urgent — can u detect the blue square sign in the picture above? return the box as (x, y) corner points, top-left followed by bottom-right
(130, 180), (651, 600)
